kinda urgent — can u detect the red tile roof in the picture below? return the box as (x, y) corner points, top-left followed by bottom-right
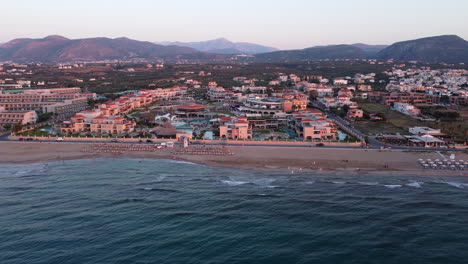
(176, 104), (206, 110)
(220, 116), (233, 121)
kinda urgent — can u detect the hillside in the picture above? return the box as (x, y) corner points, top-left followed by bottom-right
(0, 36), (203, 62)
(157, 38), (278, 54)
(254, 45), (366, 62)
(377, 35), (468, 63)
(351, 43), (388, 58)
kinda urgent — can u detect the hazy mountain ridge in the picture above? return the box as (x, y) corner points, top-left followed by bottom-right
(1, 35), (467, 63)
(253, 35), (468, 63)
(351, 43), (389, 57)
(156, 38), (278, 54)
(0, 36), (202, 62)
(254, 45), (366, 62)
(376, 35), (468, 63)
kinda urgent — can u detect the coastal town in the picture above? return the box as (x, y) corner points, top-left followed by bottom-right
(0, 60), (467, 175)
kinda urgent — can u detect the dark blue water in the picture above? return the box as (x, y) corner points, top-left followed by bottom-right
(1, 158), (468, 264)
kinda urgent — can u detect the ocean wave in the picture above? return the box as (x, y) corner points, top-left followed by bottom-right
(14, 170), (35, 176)
(169, 211), (197, 216)
(9, 164), (50, 177)
(445, 182), (465, 189)
(251, 178), (276, 186)
(358, 181), (379, 186)
(139, 187), (180, 193)
(400, 200), (459, 209)
(5, 186), (34, 191)
(111, 198), (147, 205)
(166, 160), (198, 166)
(406, 181), (423, 188)
(135, 176), (168, 185)
(220, 177), (277, 187)
(384, 184), (403, 189)
(241, 193), (282, 198)
(332, 181), (346, 185)
(221, 180), (249, 186)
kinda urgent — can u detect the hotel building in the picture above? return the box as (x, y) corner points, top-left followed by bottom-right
(289, 110), (337, 141)
(0, 109), (38, 125)
(219, 116), (253, 140)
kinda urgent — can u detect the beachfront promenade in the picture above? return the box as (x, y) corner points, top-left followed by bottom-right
(3, 133), (467, 153)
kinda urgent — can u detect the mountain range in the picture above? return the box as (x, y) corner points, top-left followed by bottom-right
(351, 43), (389, 57)
(253, 35), (468, 63)
(376, 35), (468, 63)
(0, 35), (467, 63)
(254, 45), (367, 62)
(0, 35), (202, 62)
(156, 38), (278, 54)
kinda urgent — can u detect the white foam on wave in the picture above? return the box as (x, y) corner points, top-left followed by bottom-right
(305, 181), (315, 184)
(11, 164), (49, 176)
(332, 181), (346, 185)
(445, 182), (465, 189)
(384, 184), (403, 189)
(406, 181), (423, 188)
(221, 180), (248, 186)
(358, 181), (379, 186)
(153, 175), (167, 182)
(253, 178), (276, 186)
(143, 187), (153, 191)
(167, 160), (198, 165)
(14, 170), (34, 176)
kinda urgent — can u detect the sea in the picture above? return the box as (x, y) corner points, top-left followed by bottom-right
(1, 158), (468, 264)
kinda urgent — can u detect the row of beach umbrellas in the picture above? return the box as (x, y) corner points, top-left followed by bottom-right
(419, 158), (466, 170)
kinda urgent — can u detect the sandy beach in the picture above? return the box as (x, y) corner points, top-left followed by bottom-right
(0, 142), (467, 176)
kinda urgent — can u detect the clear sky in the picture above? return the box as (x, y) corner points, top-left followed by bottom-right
(2, 0), (467, 49)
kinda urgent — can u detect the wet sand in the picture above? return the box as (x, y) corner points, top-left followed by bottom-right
(1, 142), (467, 176)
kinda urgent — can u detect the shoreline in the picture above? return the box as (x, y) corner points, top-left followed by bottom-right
(1, 142), (467, 177)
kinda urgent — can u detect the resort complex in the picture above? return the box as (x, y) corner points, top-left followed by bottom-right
(0, 60), (465, 151)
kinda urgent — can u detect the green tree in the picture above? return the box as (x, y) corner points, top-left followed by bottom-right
(342, 104), (350, 114)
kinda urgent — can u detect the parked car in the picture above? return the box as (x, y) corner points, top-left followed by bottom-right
(56, 137), (65, 142)
(110, 138), (118, 142)
(26, 138), (34, 141)
(18, 137), (25, 141)
(146, 139), (153, 143)
(316, 143), (325, 147)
